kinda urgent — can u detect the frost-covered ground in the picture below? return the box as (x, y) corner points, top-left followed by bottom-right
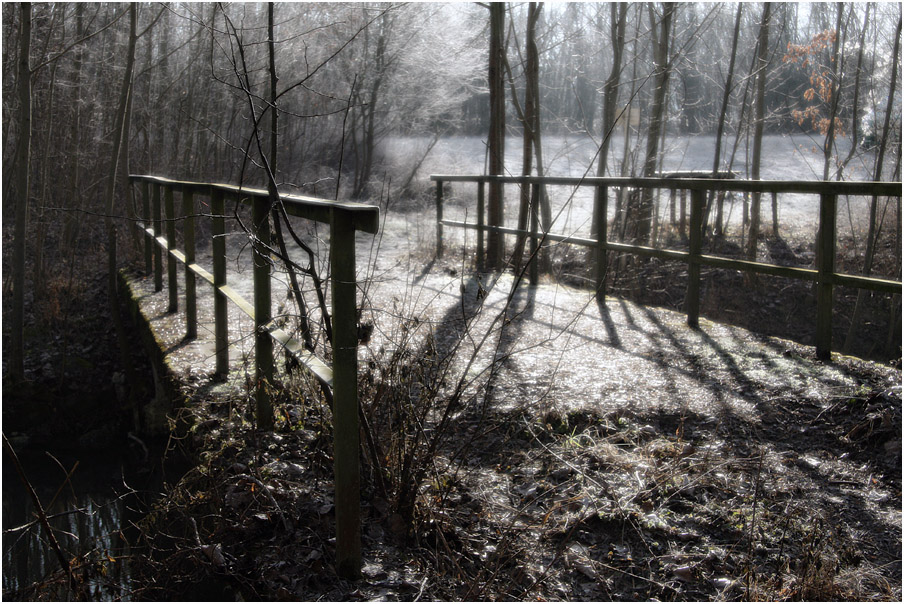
(126, 196), (902, 600)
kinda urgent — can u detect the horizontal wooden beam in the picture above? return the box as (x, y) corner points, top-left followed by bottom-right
(441, 219), (901, 294)
(267, 323), (333, 388)
(140, 223), (338, 384)
(130, 175), (380, 234)
(833, 273), (902, 294)
(431, 174), (901, 197)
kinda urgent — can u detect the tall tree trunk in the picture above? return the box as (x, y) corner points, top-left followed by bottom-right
(512, 6), (538, 272)
(746, 3), (771, 261)
(844, 13), (900, 353)
(836, 4), (870, 178)
(487, 2), (506, 270)
(267, 3), (313, 353)
(9, 2), (32, 383)
(706, 3), (742, 238)
(590, 2), (627, 285)
(354, 10), (389, 198)
(62, 2), (85, 253)
(104, 4), (138, 407)
(597, 3), (628, 181)
(821, 3), (844, 182)
(615, 15), (642, 244)
(34, 59), (59, 304)
(527, 4), (552, 274)
(636, 3), (673, 245)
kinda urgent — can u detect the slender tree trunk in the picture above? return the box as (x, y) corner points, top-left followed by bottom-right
(836, 4), (870, 178)
(844, 13), (900, 353)
(34, 59), (59, 304)
(746, 3), (771, 261)
(354, 11), (388, 198)
(636, 3), (673, 245)
(104, 4), (138, 405)
(267, 4), (313, 352)
(821, 4), (845, 182)
(527, 4), (552, 274)
(487, 2), (506, 270)
(706, 3), (742, 238)
(62, 2), (84, 253)
(590, 2), (627, 285)
(512, 9), (536, 272)
(9, 2), (32, 383)
(597, 3), (628, 182)
(122, 55), (138, 256)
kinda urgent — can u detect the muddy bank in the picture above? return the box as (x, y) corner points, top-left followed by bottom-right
(2, 264), (160, 450)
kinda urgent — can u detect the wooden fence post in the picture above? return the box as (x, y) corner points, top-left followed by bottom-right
(816, 192), (836, 360)
(211, 188), (229, 377)
(529, 181), (540, 286)
(436, 180), (444, 259)
(477, 180), (485, 271)
(164, 185), (178, 313)
(686, 188), (704, 328)
(142, 181), (152, 275)
(153, 183), (163, 292)
(330, 208), (362, 578)
(592, 185), (608, 295)
(183, 189), (197, 339)
(252, 194), (274, 430)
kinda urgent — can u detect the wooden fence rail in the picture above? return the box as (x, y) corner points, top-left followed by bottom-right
(129, 175), (379, 578)
(431, 174), (901, 361)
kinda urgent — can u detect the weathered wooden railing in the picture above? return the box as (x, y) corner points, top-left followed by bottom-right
(432, 174), (901, 361)
(129, 175), (379, 577)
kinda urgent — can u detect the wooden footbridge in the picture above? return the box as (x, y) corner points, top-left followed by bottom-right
(123, 173), (900, 579)
(127, 175), (378, 578)
(433, 174), (901, 359)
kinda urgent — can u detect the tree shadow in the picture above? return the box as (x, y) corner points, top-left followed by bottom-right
(595, 297), (623, 349)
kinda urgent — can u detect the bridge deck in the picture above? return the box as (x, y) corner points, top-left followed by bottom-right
(124, 210), (888, 427)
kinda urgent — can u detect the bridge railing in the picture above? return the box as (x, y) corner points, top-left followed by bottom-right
(431, 174), (901, 361)
(129, 174), (378, 577)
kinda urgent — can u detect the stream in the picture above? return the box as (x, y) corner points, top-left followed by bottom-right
(2, 442), (170, 600)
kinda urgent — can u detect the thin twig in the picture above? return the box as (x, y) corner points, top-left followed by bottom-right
(3, 433), (79, 593)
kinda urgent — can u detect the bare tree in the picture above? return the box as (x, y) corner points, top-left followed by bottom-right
(706, 3), (742, 238)
(746, 2), (772, 261)
(634, 2), (673, 246)
(9, 2), (32, 383)
(508, 3), (552, 274)
(486, 2), (506, 270)
(596, 3), (628, 180)
(844, 12), (901, 353)
(103, 3), (138, 403)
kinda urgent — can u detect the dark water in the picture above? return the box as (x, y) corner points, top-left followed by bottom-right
(2, 444), (160, 600)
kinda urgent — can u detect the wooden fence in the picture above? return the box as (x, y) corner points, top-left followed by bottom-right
(129, 175), (379, 578)
(431, 174), (901, 361)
